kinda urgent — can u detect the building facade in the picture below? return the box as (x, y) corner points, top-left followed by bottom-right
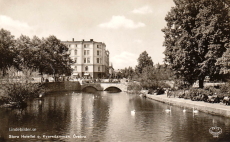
(62, 39), (110, 79)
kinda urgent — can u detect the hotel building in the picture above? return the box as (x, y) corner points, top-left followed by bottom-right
(62, 39), (110, 78)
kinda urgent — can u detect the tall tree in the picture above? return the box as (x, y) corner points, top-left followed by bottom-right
(15, 35), (34, 69)
(162, 0), (230, 88)
(42, 35), (73, 77)
(135, 51), (153, 74)
(0, 29), (16, 75)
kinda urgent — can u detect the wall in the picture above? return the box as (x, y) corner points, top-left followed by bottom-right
(43, 81), (81, 92)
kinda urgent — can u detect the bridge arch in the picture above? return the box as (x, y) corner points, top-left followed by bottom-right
(104, 86), (122, 92)
(82, 86), (99, 91)
(81, 84), (103, 91)
(81, 83), (127, 92)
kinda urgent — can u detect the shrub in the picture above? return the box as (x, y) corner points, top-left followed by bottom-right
(127, 82), (142, 94)
(219, 83), (230, 96)
(2, 83), (43, 103)
(0, 66), (44, 108)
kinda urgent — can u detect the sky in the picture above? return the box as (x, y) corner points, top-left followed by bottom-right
(0, 0), (175, 69)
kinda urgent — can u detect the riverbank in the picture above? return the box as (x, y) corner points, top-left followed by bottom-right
(146, 94), (230, 118)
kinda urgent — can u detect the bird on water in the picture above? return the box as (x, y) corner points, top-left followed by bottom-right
(165, 106), (172, 113)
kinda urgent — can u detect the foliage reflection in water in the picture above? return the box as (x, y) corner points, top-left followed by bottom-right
(0, 91), (230, 142)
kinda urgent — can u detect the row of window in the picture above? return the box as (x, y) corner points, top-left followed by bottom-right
(74, 66), (101, 71)
(66, 44), (102, 48)
(70, 50), (101, 56)
(73, 58), (102, 64)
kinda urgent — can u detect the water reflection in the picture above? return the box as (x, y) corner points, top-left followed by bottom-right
(0, 91), (229, 142)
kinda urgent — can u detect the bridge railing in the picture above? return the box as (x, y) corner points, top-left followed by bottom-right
(80, 79), (121, 84)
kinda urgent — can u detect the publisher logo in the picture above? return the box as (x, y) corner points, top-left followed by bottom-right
(209, 126), (222, 138)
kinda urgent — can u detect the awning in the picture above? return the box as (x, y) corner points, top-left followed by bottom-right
(72, 73), (79, 75)
(84, 73), (90, 76)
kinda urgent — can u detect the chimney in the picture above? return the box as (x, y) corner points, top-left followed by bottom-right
(82, 39), (84, 41)
(90, 39), (93, 42)
(72, 38), (74, 41)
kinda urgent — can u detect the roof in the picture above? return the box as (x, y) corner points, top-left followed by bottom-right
(61, 40), (105, 45)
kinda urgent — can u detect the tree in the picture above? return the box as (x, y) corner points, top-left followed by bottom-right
(14, 35), (73, 81)
(135, 51), (153, 74)
(140, 66), (158, 89)
(120, 67), (135, 79)
(41, 35), (73, 77)
(162, 0), (230, 88)
(15, 35), (35, 69)
(0, 29), (16, 75)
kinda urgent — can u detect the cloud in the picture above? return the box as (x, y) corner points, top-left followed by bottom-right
(132, 6), (153, 14)
(111, 51), (138, 69)
(0, 15), (36, 37)
(99, 15), (145, 29)
(134, 39), (143, 44)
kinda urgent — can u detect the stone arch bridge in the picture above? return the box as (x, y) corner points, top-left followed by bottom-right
(81, 82), (127, 91)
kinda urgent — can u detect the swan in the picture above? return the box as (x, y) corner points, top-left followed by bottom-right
(183, 107), (186, 113)
(131, 110), (135, 115)
(193, 107), (199, 113)
(165, 106), (172, 112)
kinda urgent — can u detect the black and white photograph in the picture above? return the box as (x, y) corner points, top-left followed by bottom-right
(0, 0), (230, 141)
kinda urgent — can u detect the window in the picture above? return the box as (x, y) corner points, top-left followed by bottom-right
(75, 44), (78, 47)
(85, 66), (88, 71)
(84, 58), (86, 63)
(97, 58), (100, 63)
(100, 58), (102, 64)
(84, 50), (89, 55)
(98, 67), (100, 71)
(87, 58), (90, 63)
(74, 58), (77, 63)
(84, 44), (89, 48)
(75, 49), (77, 55)
(97, 50), (100, 55)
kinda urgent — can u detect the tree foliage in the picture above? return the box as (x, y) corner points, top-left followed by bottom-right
(0, 29), (16, 75)
(162, 0), (230, 88)
(0, 28), (73, 79)
(119, 67), (135, 79)
(135, 51), (153, 74)
(39, 35), (73, 76)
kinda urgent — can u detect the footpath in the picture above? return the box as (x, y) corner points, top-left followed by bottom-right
(146, 94), (230, 118)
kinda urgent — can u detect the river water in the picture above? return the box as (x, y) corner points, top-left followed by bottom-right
(0, 91), (230, 142)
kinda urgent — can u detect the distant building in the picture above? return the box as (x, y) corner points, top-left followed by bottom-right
(62, 39), (110, 78)
(109, 63), (115, 78)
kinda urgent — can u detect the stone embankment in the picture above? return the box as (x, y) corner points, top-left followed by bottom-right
(146, 94), (230, 118)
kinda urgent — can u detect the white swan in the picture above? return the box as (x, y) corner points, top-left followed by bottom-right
(193, 107), (199, 113)
(183, 107), (186, 113)
(131, 110), (135, 115)
(165, 106), (172, 112)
